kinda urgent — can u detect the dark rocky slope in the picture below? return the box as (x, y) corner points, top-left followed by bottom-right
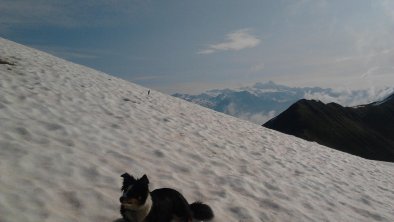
(264, 93), (394, 161)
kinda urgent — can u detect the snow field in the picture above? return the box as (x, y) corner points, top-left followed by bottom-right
(1, 38), (394, 221)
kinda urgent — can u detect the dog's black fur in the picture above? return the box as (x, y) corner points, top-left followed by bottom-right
(119, 173), (214, 222)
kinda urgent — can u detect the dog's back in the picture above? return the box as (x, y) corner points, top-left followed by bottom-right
(145, 188), (192, 222)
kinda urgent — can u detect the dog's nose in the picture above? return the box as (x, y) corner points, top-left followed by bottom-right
(119, 196), (125, 203)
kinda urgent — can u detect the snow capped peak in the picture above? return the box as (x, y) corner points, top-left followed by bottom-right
(373, 92), (394, 106)
(253, 81), (288, 90)
(1, 38), (394, 222)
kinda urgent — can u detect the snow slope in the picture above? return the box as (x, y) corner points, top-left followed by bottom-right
(1, 38), (394, 222)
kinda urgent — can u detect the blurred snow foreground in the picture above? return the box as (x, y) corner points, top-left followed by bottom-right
(1, 37), (394, 222)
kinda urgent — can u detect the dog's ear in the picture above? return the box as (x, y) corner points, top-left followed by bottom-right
(121, 173), (136, 191)
(140, 174), (149, 185)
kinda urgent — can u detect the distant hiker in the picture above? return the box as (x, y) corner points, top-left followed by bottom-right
(148, 90), (150, 95)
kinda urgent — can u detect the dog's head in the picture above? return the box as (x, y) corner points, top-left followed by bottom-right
(119, 173), (150, 209)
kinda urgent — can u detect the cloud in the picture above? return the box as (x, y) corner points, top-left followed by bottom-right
(224, 102), (276, 124)
(303, 87), (394, 107)
(240, 111), (276, 125)
(198, 29), (261, 54)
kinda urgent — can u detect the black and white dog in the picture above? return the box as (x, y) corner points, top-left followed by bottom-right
(119, 173), (214, 222)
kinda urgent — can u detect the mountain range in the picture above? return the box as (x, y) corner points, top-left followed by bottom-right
(264, 94), (394, 162)
(173, 81), (393, 124)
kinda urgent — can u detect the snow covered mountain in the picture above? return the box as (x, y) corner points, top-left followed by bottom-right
(1, 38), (394, 222)
(173, 81), (393, 124)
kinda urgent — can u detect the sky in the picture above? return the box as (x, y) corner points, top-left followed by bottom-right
(1, 0), (394, 94)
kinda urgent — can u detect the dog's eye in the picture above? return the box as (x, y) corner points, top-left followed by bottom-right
(137, 196), (142, 200)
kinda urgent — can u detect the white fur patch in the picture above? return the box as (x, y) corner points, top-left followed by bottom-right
(122, 194), (153, 222)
